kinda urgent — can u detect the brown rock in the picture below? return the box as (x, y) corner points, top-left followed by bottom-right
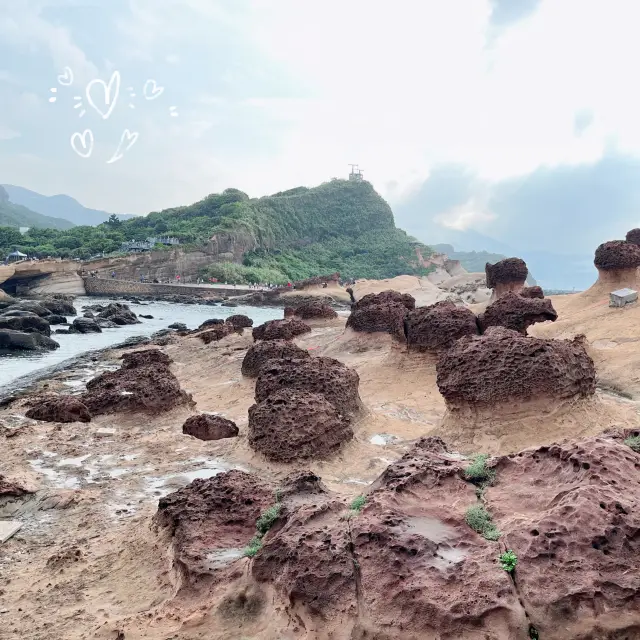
(182, 414), (238, 441)
(226, 314), (253, 329)
(485, 257), (528, 289)
(241, 339), (310, 378)
(352, 289), (415, 311)
(520, 285), (544, 299)
(0, 475), (33, 497)
(477, 292), (558, 335)
(252, 318), (311, 341)
(346, 301), (408, 339)
(121, 348), (172, 369)
(254, 356), (362, 416)
(198, 318), (224, 330)
(81, 363), (193, 415)
(277, 469), (328, 498)
(155, 470), (273, 579)
(436, 326), (596, 409)
(293, 302), (338, 320)
(199, 323), (234, 343)
(404, 301), (478, 352)
(248, 389), (353, 462)
(626, 228), (640, 245)
(594, 240), (640, 270)
(283, 307), (295, 318)
(25, 396), (91, 423)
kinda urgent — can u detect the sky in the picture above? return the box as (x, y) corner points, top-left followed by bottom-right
(1, 0), (640, 283)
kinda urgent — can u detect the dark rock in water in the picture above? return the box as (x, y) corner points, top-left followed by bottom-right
(47, 314), (68, 325)
(0, 314), (51, 336)
(168, 322), (188, 331)
(198, 318), (224, 331)
(97, 302), (139, 325)
(83, 311), (95, 318)
(95, 318), (118, 329)
(55, 329), (72, 334)
(40, 298), (76, 316)
(25, 396), (91, 423)
(121, 348), (171, 369)
(226, 314), (253, 329)
(182, 414), (239, 441)
(70, 317), (102, 333)
(5, 300), (52, 317)
(242, 339), (311, 378)
(1, 309), (39, 318)
(221, 301), (238, 307)
(115, 336), (150, 348)
(249, 389), (353, 462)
(153, 329), (173, 338)
(138, 314), (154, 319)
(0, 329), (59, 351)
(81, 359), (193, 415)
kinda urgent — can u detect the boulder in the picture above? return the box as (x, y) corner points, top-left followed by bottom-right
(352, 290), (415, 311)
(97, 302), (139, 325)
(121, 348), (172, 369)
(436, 327), (596, 409)
(47, 314), (68, 325)
(226, 314), (254, 329)
(40, 298), (76, 316)
(594, 240), (640, 270)
(168, 322), (188, 331)
(0, 329), (59, 351)
(520, 285), (544, 299)
(70, 317), (102, 333)
(182, 414), (238, 441)
(485, 257), (528, 289)
(293, 302), (338, 320)
(5, 300), (52, 317)
(241, 339), (311, 378)
(1, 309), (39, 317)
(404, 301), (478, 352)
(199, 323), (234, 343)
(25, 396), (91, 423)
(625, 228), (640, 245)
(255, 356), (362, 416)
(346, 301), (408, 339)
(252, 319), (311, 341)
(248, 389), (353, 462)
(477, 292), (558, 335)
(0, 314), (51, 336)
(138, 314), (154, 319)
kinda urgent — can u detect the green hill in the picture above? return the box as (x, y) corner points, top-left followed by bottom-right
(0, 179), (434, 282)
(0, 186), (75, 231)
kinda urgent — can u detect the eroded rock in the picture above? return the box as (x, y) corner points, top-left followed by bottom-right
(226, 314), (253, 329)
(520, 285), (544, 299)
(121, 348), (172, 369)
(199, 323), (234, 343)
(241, 339), (311, 378)
(70, 317), (102, 334)
(352, 290), (416, 311)
(0, 314), (51, 336)
(477, 292), (558, 335)
(41, 298), (76, 316)
(0, 329), (59, 351)
(25, 396), (91, 423)
(293, 302), (338, 320)
(594, 240), (640, 270)
(626, 228), (640, 246)
(248, 389), (353, 462)
(346, 301), (408, 339)
(404, 301), (478, 351)
(252, 319), (311, 341)
(182, 414), (239, 441)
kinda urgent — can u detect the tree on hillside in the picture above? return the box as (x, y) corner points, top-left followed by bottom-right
(106, 214), (121, 227)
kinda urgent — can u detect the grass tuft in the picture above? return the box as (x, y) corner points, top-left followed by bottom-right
(624, 435), (640, 452)
(465, 505), (501, 541)
(498, 549), (518, 572)
(256, 504), (281, 536)
(350, 495), (366, 513)
(464, 454), (496, 485)
(242, 536), (263, 558)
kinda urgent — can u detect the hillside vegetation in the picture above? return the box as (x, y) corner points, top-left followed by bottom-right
(0, 180), (433, 283)
(0, 186), (74, 232)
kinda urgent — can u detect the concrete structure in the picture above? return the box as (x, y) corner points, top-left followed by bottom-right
(120, 236), (180, 253)
(610, 288), (638, 308)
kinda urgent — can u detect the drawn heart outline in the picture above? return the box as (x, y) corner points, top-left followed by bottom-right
(70, 130), (94, 158)
(143, 79), (164, 100)
(86, 71), (121, 120)
(106, 129), (139, 164)
(57, 67), (74, 86)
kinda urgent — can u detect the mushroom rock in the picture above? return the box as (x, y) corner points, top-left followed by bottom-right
(198, 323), (234, 344)
(198, 318), (225, 330)
(293, 302), (338, 320)
(626, 228), (640, 246)
(80, 357), (193, 416)
(593, 240), (640, 288)
(352, 290), (415, 312)
(283, 307), (295, 318)
(520, 285), (544, 299)
(252, 318), (311, 341)
(121, 348), (172, 369)
(25, 396), (91, 423)
(477, 292), (558, 335)
(437, 327), (595, 410)
(248, 389), (353, 462)
(346, 301), (408, 340)
(241, 339), (311, 378)
(254, 356), (362, 417)
(182, 414), (238, 441)
(485, 257), (528, 299)
(404, 301), (479, 352)
(155, 470), (273, 581)
(226, 314), (253, 330)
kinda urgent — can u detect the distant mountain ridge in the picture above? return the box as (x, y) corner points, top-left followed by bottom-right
(0, 186), (74, 231)
(2, 185), (137, 227)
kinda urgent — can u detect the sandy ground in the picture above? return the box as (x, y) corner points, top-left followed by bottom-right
(2, 286), (640, 639)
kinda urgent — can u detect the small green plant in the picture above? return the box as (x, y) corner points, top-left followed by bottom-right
(465, 505), (501, 541)
(242, 536), (263, 558)
(350, 495), (366, 513)
(624, 435), (640, 452)
(464, 454), (496, 485)
(498, 550), (518, 572)
(256, 504), (281, 536)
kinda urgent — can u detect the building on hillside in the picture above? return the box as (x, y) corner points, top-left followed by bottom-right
(120, 236), (180, 253)
(7, 250), (28, 263)
(348, 164), (364, 182)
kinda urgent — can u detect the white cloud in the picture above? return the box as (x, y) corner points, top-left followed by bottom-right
(0, 125), (21, 140)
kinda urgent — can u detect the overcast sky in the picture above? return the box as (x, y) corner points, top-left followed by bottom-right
(1, 0), (640, 261)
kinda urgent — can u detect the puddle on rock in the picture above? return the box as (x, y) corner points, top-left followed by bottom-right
(370, 433), (401, 446)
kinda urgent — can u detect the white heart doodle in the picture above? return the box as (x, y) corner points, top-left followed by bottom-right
(86, 71), (121, 120)
(70, 130), (94, 158)
(106, 129), (139, 164)
(57, 67), (74, 86)
(143, 79), (164, 100)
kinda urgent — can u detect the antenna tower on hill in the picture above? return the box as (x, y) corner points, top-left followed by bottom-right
(348, 164), (364, 182)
